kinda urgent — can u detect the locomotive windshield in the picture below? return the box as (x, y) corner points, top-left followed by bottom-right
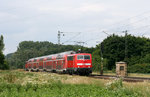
(84, 55), (90, 60)
(77, 55), (90, 60)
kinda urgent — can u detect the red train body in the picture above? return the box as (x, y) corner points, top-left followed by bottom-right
(25, 51), (92, 75)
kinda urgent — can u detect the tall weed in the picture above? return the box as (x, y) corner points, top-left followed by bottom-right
(4, 74), (17, 83)
(106, 78), (123, 90)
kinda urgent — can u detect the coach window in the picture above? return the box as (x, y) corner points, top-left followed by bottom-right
(77, 55), (84, 60)
(67, 56), (73, 61)
(84, 55), (90, 60)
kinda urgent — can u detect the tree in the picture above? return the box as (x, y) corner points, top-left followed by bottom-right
(94, 34), (150, 72)
(0, 35), (9, 70)
(0, 35), (4, 51)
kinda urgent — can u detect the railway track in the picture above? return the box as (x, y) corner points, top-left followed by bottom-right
(27, 70), (150, 82)
(89, 74), (150, 82)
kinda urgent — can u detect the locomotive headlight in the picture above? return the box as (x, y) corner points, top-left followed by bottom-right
(77, 63), (83, 65)
(85, 63), (91, 65)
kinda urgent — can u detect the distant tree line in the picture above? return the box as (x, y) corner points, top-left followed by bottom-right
(5, 34), (150, 73)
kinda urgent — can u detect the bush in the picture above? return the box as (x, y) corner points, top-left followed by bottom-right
(140, 54), (150, 63)
(128, 64), (150, 73)
(106, 78), (123, 90)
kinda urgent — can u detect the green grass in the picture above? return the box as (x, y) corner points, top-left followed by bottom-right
(0, 70), (149, 97)
(0, 82), (141, 97)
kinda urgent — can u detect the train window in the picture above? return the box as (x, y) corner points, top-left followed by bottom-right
(67, 56), (73, 60)
(77, 55), (84, 60)
(47, 57), (52, 60)
(40, 58), (43, 61)
(84, 55), (90, 60)
(34, 59), (37, 62)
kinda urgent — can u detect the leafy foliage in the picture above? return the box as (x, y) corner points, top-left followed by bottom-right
(92, 48), (108, 71)
(0, 35), (9, 70)
(93, 34), (150, 73)
(0, 35), (4, 51)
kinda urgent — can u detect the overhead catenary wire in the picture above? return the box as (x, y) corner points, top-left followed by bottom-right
(58, 31), (82, 45)
(100, 10), (150, 31)
(113, 15), (150, 31)
(95, 10), (150, 38)
(129, 24), (150, 31)
(60, 11), (150, 48)
(62, 32), (81, 44)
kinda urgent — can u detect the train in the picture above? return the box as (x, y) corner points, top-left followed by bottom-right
(25, 51), (92, 75)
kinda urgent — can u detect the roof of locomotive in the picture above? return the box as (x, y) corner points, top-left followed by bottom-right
(67, 53), (91, 56)
(76, 53), (91, 55)
(28, 51), (76, 62)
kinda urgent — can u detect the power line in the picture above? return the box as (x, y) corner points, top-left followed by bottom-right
(114, 15), (150, 31)
(100, 10), (150, 31)
(58, 31), (82, 45)
(97, 11), (150, 38)
(62, 32), (81, 44)
(62, 11), (150, 47)
(129, 24), (150, 31)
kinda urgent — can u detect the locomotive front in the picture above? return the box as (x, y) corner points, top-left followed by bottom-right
(67, 53), (92, 75)
(75, 53), (92, 75)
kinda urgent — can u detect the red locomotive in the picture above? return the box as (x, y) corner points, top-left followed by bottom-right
(25, 51), (92, 75)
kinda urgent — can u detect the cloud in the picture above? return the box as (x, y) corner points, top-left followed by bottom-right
(38, 3), (107, 13)
(78, 3), (106, 13)
(1, 0), (150, 54)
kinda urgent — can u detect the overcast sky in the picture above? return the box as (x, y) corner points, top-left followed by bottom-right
(0, 0), (150, 55)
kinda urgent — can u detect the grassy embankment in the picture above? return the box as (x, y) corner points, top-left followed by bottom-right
(0, 70), (150, 97)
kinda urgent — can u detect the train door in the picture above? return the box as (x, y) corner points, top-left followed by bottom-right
(56, 60), (58, 70)
(48, 61), (51, 69)
(50, 61), (52, 69)
(62, 59), (65, 70)
(33, 62), (36, 69)
(53, 61), (56, 70)
(58, 60), (63, 70)
(39, 61), (42, 69)
(36, 63), (38, 69)
(43, 61), (45, 69)
(29, 63), (31, 69)
(57, 60), (60, 70)
(51, 61), (53, 70)
(67, 56), (75, 68)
